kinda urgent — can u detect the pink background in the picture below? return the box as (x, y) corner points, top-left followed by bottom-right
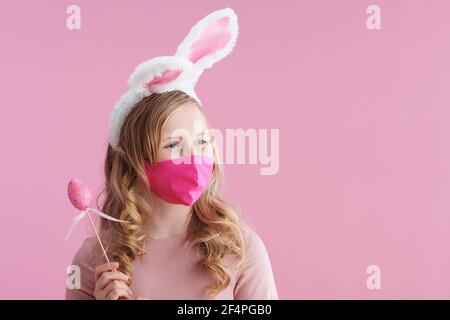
(1, 0), (450, 299)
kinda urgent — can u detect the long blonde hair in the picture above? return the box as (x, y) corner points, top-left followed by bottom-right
(97, 90), (246, 298)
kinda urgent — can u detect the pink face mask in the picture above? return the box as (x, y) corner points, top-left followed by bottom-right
(144, 154), (215, 206)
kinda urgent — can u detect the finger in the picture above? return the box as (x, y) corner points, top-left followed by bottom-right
(106, 288), (132, 300)
(97, 281), (132, 300)
(96, 271), (129, 290)
(103, 280), (133, 297)
(95, 262), (119, 280)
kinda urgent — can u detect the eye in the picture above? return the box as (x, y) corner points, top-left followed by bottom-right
(165, 142), (180, 149)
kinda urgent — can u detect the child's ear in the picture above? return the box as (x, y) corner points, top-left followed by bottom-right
(175, 8), (239, 73)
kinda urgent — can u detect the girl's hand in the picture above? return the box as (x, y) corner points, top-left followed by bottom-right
(94, 262), (133, 300)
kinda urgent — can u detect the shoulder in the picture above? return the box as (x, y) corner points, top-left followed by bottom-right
(238, 220), (271, 267)
(73, 237), (97, 261)
(73, 229), (115, 266)
(232, 219), (279, 299)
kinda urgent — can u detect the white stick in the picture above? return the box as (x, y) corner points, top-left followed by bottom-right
(85, 208), (110, 264)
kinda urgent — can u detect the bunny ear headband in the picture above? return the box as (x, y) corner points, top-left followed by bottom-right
(108, 7), (239, 148)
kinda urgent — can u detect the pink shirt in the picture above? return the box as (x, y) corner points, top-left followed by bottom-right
(65, 222), (279, 299)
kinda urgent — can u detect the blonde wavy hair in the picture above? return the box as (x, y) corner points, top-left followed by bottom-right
(96, 90), (246, 298)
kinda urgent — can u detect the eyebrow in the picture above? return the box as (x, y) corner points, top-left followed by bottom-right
(162, 132), (208, 142)
(163, 135), (183, 142)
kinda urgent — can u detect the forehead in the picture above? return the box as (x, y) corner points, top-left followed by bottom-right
(162, 102), (208, 135)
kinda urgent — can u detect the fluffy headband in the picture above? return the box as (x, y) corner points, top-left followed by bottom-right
(108, 7), (239, 148)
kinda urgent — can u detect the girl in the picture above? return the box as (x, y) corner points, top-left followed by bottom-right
(65, 8), (278, 300)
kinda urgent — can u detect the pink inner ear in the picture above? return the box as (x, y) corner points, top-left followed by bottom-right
(144, 69), (182, 89)
(188, 16), (231, 64)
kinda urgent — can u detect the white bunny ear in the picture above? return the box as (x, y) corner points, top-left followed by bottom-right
(175, 8), (238, 73)
(128, 56), (195, 95)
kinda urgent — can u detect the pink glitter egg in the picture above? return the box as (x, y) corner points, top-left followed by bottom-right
(67, 178), (92, 211)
